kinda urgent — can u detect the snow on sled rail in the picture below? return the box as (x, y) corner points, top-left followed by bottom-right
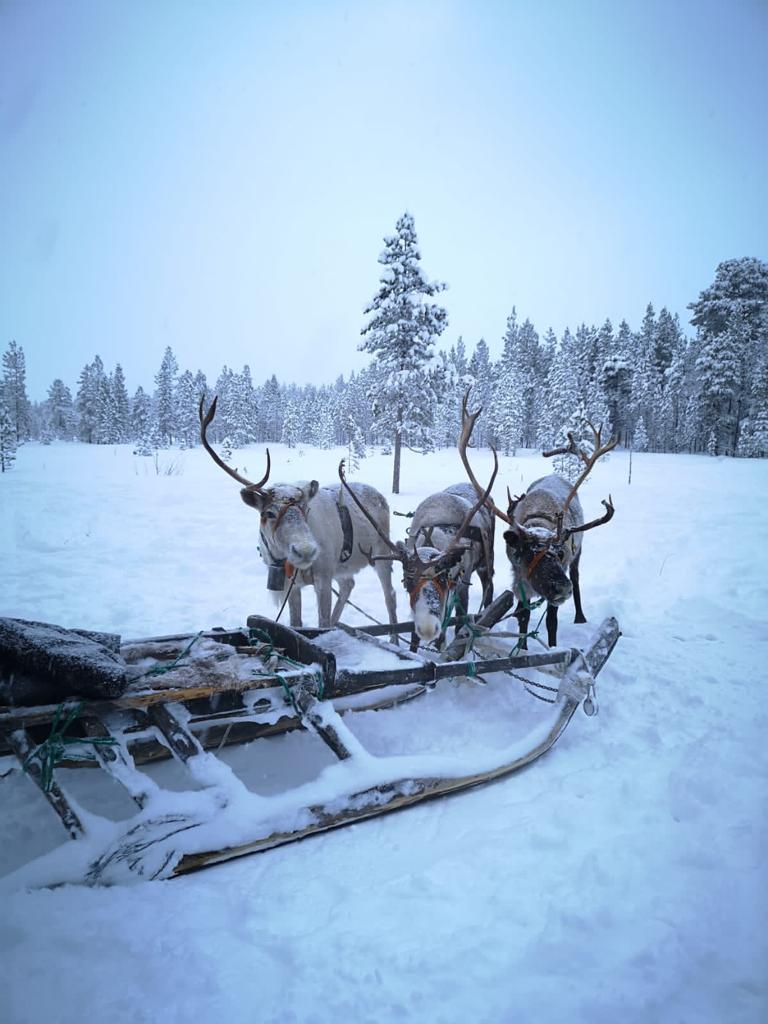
(1, 609), (620, 887)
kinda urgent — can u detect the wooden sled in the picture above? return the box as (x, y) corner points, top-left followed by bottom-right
(0, 594), (620, 885)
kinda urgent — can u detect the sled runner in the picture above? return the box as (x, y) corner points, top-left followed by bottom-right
(0, 597), (619, 885)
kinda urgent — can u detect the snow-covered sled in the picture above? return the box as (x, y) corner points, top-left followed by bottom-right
(0, 594), (619, 885)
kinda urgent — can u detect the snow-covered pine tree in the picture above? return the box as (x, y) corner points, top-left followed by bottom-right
(360, 211), (448, 493)
(1, 341), (31, 444)
(633, 417), (649, 453)
(429, 350), (456, 448)
(234, 365), (258, 447)
(466, 339), (494, 448)
(599, 320), (632, 446)
(154, 346), (178, 445)
(96, 371), (121, 444)
(532, 328), (558, 446)
(0, 402), (17, 471)
(46, 379), (76, 439)
(259, 374), (282, 443)
(746, 355), (768, 457)
(689, 258), (768, 452)
(490, 318), (524, 456)
(551, 401), (593, 482)
(112, 364), (130, 442)
(696, 308), (747, 456)
(175, 370), (200, 448)
(75, 356), (106, 443)
(345, 413), (366, 472)
(281, 400), (301, 448)
(131, 386), (152, 442)
(540, 328), (579, 451)
(630, 306), (663, 451)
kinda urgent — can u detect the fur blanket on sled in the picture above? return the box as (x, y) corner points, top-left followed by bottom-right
(0, 618), (128, 706)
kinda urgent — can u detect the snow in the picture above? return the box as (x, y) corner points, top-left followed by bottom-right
(1, 441), (767, 1023)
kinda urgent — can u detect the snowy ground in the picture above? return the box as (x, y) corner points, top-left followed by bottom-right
(1, 440), (766, 1024)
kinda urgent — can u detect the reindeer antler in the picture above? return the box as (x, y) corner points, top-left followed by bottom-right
(544, 420), (618, 538)
(199, 395), (271, 492)
(338, 460), (406, 563)
(459, 389), (512, 526)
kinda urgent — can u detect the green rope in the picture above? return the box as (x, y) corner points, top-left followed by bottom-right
(519, 582), (545, 612)
(248, 627), (325, 701)
(23, 701), (116, 793)
(512, 605), (548, 654)
(140, 630), (205, 678)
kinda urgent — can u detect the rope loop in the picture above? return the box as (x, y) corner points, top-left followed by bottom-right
(23, 701), (116, 793)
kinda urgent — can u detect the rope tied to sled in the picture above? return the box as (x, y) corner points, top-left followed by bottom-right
(247, 627), (325, 702)
(23, 701), (117, 793)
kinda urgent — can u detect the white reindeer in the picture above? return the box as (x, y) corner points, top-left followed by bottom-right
(200, 398), (398, 632)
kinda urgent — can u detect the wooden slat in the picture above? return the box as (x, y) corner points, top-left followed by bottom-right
(147, 703), (205, 764)
(3, 727), (85, 839)
(80, 716), (154, 808)
(293, 688), (354, 761)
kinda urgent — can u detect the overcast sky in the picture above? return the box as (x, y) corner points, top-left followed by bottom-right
(1, 0), (766, 400)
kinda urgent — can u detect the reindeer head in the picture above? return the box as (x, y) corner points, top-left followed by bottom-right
(502, 521), (575, 606)
(338, 459), (496, 645)
(200, 397), (321, 576)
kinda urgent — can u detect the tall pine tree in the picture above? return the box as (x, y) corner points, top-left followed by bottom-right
(360, 212), (447, 493)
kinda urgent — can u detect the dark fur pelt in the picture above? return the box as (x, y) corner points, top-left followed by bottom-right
(0, 617), (127, 707)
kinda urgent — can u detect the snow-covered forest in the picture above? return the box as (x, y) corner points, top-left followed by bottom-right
(2, 227), (767, 475)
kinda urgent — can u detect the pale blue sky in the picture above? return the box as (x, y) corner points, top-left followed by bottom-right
(1, 0), (766, 399)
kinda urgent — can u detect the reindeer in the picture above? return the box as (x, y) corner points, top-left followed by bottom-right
(200, 397), (399, 633)
(459, 393), (616, 648)
(338, 456), (498, 650)
(405, 483), (495, 617)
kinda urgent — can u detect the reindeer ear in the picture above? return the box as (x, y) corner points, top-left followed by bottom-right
(503, 529), (520, 550)
(240, 488), (263, 511)
(308, 480), (319, 500)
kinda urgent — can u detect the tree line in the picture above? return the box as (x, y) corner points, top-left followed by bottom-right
(1, 213), (766, 480)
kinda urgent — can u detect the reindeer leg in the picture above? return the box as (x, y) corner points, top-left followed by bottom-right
(315, 577), (333, 628)
(374, 559), (400, 644)
(514, 600), (531, 651)
(331, 578), (354, 625)
(409, 631), (420, 653)
(288, 586), (303, 628)
(570, 552), (586, 624)
(480, 534), (494, 609)
(546, 604), (559, 647)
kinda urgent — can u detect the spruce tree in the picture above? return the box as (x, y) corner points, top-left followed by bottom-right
(46, 379), (75, 439)
(112, 364), (130, 442)
(360, 212), (447, 493)
(696, 309), (746, 455)
(0, 403), (17, 471)
(2, 341), (31, 443)
(175, 370), (200, 448)
(154, 346), (178, 445)
(466, 339), (494, 447)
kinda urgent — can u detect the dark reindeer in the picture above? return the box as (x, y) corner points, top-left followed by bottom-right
(405, 483), (495, 616)
(200, 397), (399, 632)
(338, 456), (498, 650)
(459, 393), (616, 648)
